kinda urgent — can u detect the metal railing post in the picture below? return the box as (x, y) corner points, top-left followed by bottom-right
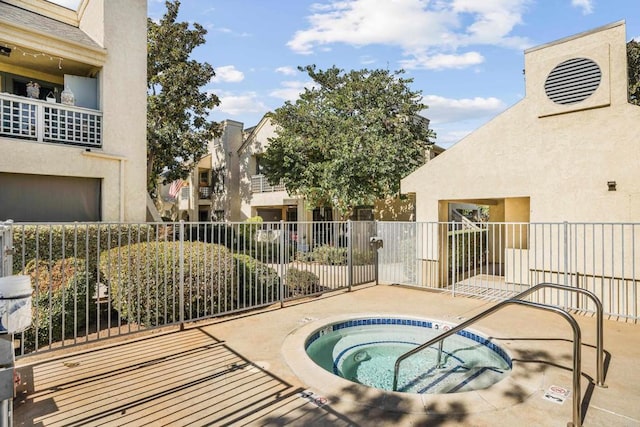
(392, 299), (583, 427)
(280, 220), (285, 308)
(0, 221), (14, 277)
(178, 220), (185, 329)
(347, 220), (353, 292)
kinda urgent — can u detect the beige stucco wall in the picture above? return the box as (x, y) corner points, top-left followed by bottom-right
(0, 0), (147, 222)
(402, 21), (640, 224)
(237, 117), (304, 221)
(208, 120), (243, 221)
(97, 0), (147, 221)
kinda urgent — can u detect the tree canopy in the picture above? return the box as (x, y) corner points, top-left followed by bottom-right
(262, 65), (434, 219)
(629, 39), (640, 105)
(147, 0), (220, 195)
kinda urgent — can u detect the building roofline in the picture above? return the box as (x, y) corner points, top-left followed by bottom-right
(238, 113), (273, 153)
(525, 20), (625, 54)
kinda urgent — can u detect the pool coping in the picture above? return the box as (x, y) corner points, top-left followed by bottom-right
(281, 313), (544, 415)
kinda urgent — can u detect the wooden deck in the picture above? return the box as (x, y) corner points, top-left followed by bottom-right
(15, 328), (315, 426)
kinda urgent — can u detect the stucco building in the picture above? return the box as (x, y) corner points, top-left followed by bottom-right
(170, 114), (441, 223)
(0, 0), (147, 222)
(402, 20), (639, 224)
(397, 21), (639, 298)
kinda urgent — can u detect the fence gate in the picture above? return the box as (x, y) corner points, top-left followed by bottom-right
(376, 222), (419, 286)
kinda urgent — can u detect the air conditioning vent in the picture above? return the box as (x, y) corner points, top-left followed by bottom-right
(544, 57), (601, 105)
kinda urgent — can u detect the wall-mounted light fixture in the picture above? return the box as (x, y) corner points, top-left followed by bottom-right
(607, 181), (617, 191)
(0, 46), (11, 57)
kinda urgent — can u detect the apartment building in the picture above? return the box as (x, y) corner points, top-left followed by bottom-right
(0, 0), (147, 222)
(170, 114), (440, 223)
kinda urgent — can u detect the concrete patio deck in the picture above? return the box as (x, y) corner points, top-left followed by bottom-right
(13, 284), (640, 426)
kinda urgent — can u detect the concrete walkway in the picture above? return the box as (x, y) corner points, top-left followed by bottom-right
(13, 284), (640, 426)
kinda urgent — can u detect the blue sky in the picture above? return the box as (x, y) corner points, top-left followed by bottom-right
(58, 0), (640, 148)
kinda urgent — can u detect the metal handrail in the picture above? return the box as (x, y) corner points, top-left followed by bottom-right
(398, 282), (605, 385)
(512, 282), (606, 387)
(392, 299), (584, 427)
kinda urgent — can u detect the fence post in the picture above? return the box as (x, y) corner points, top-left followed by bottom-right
(280, 220), (285, 308)
(0, 221), (13, 277)
(563, 221), (569, 308)
(374, 220), (379, 286)
(179, 220), (185, 330)
(347, 220), (353, 292)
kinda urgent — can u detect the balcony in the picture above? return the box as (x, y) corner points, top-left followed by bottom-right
(0, 92), (102, 148)
(251, 174), (286, 193)
(198, 185), (212, 199)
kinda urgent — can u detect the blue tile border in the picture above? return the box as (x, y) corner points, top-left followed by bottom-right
(304, 317), (512, 369)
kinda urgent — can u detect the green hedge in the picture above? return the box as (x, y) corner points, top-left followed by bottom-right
(12, 224), (160, 274)
(285, 267), (320, 296)
(233, 254), (281, 305)
(100, 241), (280, 326)
(21, 258), (96, 353)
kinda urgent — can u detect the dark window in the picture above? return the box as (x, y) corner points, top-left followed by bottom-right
(199, 170), (209, 185)
(0, 173), (101, 221)
(255, 155), (264, 175)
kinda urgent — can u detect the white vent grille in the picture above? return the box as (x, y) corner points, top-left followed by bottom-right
(544, 58), (601, 105)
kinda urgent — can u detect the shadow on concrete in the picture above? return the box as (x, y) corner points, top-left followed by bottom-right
(13, 327), (358, 426)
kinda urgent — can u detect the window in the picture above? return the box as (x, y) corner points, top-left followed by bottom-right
(199, 170), (209, 185)
(0, 173), (101, 221)
(180, 186), (189, 200)
(255, 155), (265, 175)
(355, 207), (374, 221)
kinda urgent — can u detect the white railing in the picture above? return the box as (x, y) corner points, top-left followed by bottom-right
(251, 174), (286, 193)
(0, 92), (102, 147)
(377, 222), (640, 321)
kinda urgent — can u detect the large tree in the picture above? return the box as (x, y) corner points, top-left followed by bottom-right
(629, 39), (640, 105)
(147, 0), (220, 195)
(262, 65), (434, 219)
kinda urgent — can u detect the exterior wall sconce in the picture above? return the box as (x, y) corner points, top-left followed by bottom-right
(0, 46), (10, 57)
(607, 181), (617, 191)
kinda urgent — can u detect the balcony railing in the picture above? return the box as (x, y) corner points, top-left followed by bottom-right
(198, 186), (212, 199)
(0, 92), (102, 147)
(251, 174), (286, 193)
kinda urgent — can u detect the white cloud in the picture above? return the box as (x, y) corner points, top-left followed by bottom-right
(275, 66), (298, 76)
(401, 51), (484, 70)
(216, 92), (268, 115)
(571, 0), (594, 14)
(359, 55), (377, 65)
(213, 65), (245, 83)
(422, 94), (506, 124)
(269, 80), (318, 101)
(288, 0), (532, 69)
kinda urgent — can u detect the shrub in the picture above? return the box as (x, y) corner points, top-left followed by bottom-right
(101, 241), (239, 326)
(233, 254), (281, 305)
(100, 241), (280, 326)
(352, 248), (375, 265)
(21, 258), (96, 352)
(298, 245), (348, 265)
(12, 224), (159, 274)
(285, 268), (320, 296)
